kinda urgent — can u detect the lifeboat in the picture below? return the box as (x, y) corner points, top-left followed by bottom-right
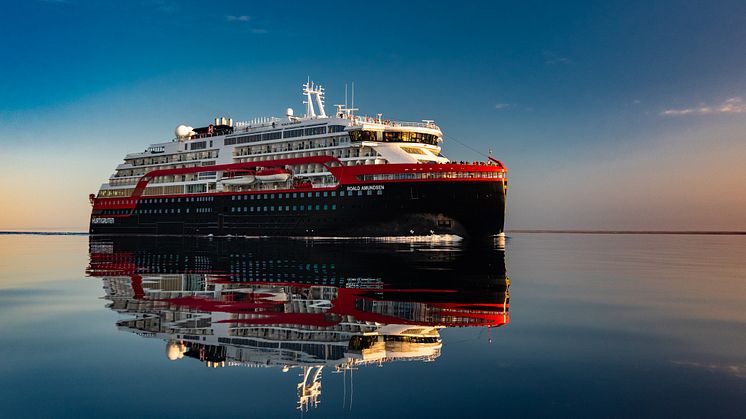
(256, 167), (291, 183)
(219, 170), (256, 185)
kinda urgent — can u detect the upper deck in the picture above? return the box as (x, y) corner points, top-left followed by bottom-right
(96, 81), (502, 198)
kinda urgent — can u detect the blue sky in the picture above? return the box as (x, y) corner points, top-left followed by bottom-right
(1, 0), (745, 230)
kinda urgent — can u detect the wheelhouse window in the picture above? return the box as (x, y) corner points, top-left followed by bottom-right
(349, 130), (439, 145)
(382, 131), (439, 145)
(348, 130), (378, 142)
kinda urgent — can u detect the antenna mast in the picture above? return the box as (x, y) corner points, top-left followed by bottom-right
(302, 80), (327, 118)
(303, 79), (316, 117)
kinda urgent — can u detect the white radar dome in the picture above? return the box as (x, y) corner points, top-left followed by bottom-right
(175, 124), (194, 139)
(286, 108), (294, 117)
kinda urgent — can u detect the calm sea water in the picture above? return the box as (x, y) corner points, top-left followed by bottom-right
(0, 233), (743, 418)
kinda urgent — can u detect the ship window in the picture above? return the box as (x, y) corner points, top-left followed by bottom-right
(263, 206), (268, 211)
(323, 192), (328, 197)
(300, 193), (305, 198)
(315, 192), (320, 198)
(285, 206), (290, 211)
(284, 128), (304, 138)
(300, 205), (305, 211)
(323, 204), (328, 210)
(263, 194), (268, 199)
(328, 125), (346, 133)
(401, 146), (425, 155)
(378, 131), (439, 145)
(332, 204), (337, 210)
(278, 206), (283, 212)
(340, 191), (345, 197)
(292, 193), (297, 198)
(348, 130), (378, 142)
(331, 191), (336, 197)
(292, 206), (297, 211)
(261, 131), (282, 141)
(270, 194), (275, 199)
(357, 191), (363, 196)
(305, 126), (326, 136)
(315, 205), (320, 210)
(190, 141), (207, 150)
(377, 190), (383, 195)
(367, 190), (373, 196)
(250, 207), (254, 212)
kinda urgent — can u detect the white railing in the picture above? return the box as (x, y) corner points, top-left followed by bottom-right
(232, 118), (283, 133)
(348, 115), (439, 130)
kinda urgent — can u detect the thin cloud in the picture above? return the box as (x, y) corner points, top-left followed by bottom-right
(251, 28), (268, 34)
(672, 360), (746, 379)
(226, 15), (251, 22)
(543, 51), (572, 65)
(494, 103), (511, 110)
(660, 97), (746, 116)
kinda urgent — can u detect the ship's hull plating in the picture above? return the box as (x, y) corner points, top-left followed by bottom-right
(90, 180), (506, 238)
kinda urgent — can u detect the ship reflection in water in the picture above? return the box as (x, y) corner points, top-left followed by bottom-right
(86, 237), (509, 411)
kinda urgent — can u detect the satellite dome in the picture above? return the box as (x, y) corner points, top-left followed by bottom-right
(175, 125), (193, 139)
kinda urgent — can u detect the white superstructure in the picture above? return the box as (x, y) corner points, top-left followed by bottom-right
(98, 81), (448, 198)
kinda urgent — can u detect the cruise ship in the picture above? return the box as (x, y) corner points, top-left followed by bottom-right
(89, 81), (507, 237)
(86, 236), (510, 411)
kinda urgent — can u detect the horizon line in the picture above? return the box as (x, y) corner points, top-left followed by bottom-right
(507, 229), (746, 235)
(1, 230), (746, 236)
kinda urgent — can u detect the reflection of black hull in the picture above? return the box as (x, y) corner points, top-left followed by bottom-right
(88, 236), (507, 291)
(89, 181), (506, 238)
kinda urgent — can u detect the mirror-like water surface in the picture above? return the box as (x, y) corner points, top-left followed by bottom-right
(0, 234), (743, 418)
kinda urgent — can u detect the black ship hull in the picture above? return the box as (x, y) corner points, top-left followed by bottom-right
(90, 180), (506, 238)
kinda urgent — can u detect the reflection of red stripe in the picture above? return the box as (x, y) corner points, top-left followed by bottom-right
(136, 285), (509, 327)
(331, 288), (510, 327)
(131, 275), (145, 299)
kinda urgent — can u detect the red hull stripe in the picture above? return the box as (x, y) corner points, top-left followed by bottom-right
(91, 156), (506, 213)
